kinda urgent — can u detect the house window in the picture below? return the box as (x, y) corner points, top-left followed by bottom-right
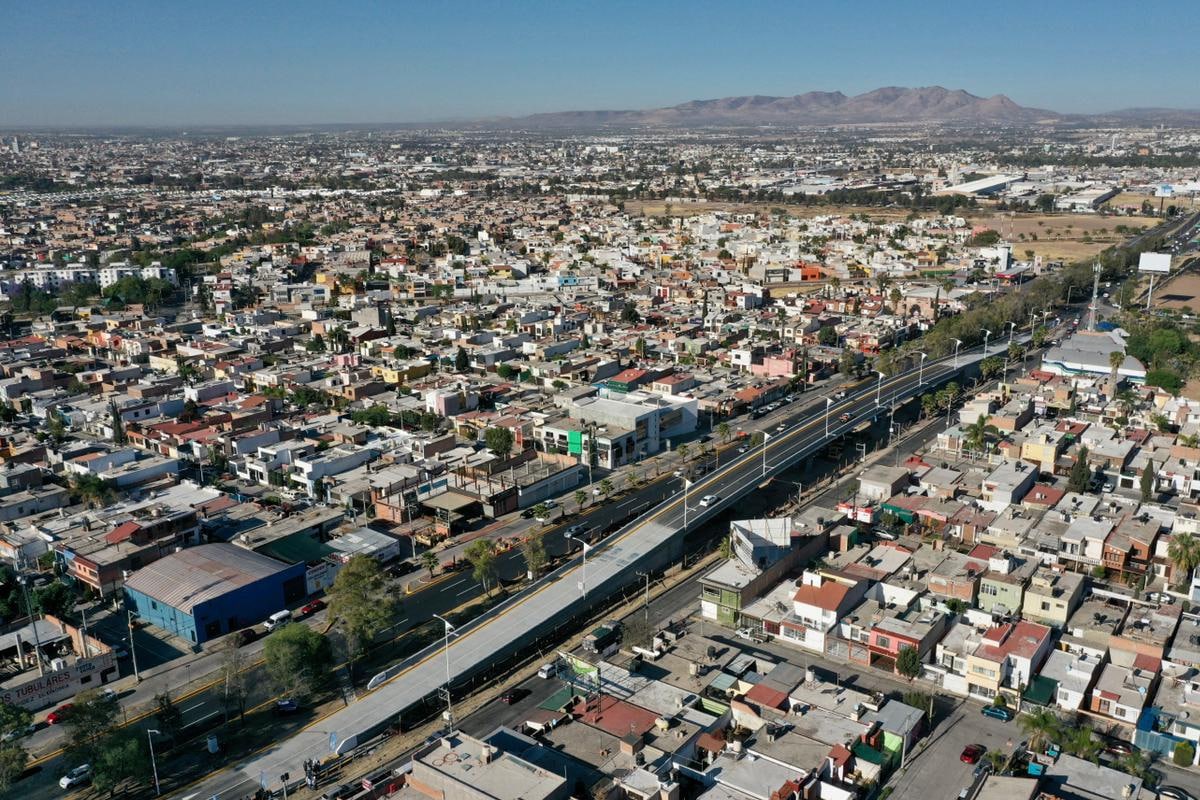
(150, 601), (158, 610)
(1041, 601), (1051, 611)
(876, 635), (891, 650)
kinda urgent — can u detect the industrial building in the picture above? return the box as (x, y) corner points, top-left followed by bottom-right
(123, 543), (306, 646)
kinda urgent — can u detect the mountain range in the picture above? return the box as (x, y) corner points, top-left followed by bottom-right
(486, 86), (1197, 128)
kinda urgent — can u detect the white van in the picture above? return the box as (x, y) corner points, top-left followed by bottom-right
(537, 662), (558, 679)
(264, 610), (292, 632)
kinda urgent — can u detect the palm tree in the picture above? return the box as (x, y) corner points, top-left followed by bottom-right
(984, 750), (1008, 773)
(716, 422), (731, 444)
(599, 478), (614, 500)
(920, 394), (937, 420)
(1109, 350), (1124, 387)
(964, 414), (1001, 458)
(676, 444), (690, 463)
(1018, 709), (1064, 751)
(1168, 532), (1200, 583)
(573, 489), (588, 510)
(420, 550), (440, 579)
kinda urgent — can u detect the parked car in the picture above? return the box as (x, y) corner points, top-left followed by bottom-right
(59, 764), (92, 790)
(838, 413), (852, 422)
(981, 705), (1013, 722)
(1103, 740), (1133, 757)
(1158, 788), (1195, 800)
(960, 744), (985, 764)
(1, 723), (35, 743)
(698, 494), (719, 508)
(736, 627), (768, 643)
(234, 628), (258, 647)
(46, 704), (73, 725)
(300, 599), (326, 616)
(264, 609), (292, 632)
(275, 699), (300, 715)
(537, 662), (558, 679)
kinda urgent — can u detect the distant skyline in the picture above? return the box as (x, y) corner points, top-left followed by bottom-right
(2, 0), (1196, 128)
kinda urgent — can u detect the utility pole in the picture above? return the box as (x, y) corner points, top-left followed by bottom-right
(636, 571), (651, 622)
(1088, 261), (1101, 331)
(127, 609), (141, 682)
(16, 574), (44, 676)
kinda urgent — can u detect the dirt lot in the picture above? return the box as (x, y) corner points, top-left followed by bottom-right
(1152, 271), (1200, 312)
(628, 200), (1152, 262)
(971, 212), (1152, 262)
(625, 200), (913, 222)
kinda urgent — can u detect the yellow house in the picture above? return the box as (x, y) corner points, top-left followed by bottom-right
(1020, 432), (1062, 474)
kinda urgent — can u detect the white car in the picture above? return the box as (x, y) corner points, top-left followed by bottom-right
(698, 494), (719, 508)
(60, 764), (92, 790)
(1, 723), (34, 743)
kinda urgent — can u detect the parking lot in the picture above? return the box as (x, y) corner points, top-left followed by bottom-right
(887, 700), (1023, 800)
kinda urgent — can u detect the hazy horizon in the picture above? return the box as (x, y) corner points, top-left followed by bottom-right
(2, 0), (1195, 128)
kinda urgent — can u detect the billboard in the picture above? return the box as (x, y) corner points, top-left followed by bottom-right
(1138, 253), (1172, 274)
(567, 430), (583, 455)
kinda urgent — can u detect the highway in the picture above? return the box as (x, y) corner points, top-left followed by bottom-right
(176, 338), (1011, 800)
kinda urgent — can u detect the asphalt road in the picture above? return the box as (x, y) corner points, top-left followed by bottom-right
(177, 339), (1013, 800)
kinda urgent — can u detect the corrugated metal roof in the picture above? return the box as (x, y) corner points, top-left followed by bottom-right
(124, 543), (291, 614)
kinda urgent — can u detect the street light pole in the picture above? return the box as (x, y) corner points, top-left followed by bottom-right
(761, 432), (770, 477)
(825, 397), (833, 438)
(875, 370), (885, 405)
(983, 329), (992, 357)
(126, 609), (141, 682)
(1007, 321), (1017, 348)
(431, 614), (457, 731)
(635, 571), (651, 622)
(953, 338), (963, 369)
(566, 533), (588, 596)
(917, 352), (927, 386)
(147, 729), (161, 795)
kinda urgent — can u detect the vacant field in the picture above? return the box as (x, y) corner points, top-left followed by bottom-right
(1152, 270), (1200, 312)
(627, 201), (1162, 262)
(625, 200), (913, 222)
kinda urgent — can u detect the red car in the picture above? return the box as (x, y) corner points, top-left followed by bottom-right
(300, 599), (326, 616)
(960, 744), (985, 764)
(47, 704), (73, 725)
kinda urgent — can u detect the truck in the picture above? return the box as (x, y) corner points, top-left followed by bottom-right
(583, 621), (621, 655)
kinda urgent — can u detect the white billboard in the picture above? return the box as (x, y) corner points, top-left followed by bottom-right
(1139, 252), (1172, 274)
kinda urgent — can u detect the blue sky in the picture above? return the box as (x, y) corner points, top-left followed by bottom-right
(1, 0), (1194, 127)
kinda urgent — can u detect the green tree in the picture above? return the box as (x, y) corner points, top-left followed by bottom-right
(818, 326), (838, 346)
(1109, 350), (1124, 386)
(262, 623), (334, 699)
(496, 363), (516, 379)
(895, 646), (922, 679)
(718, 535), (733, 560)
(521, 533), (549, 577)
(93, 731), (151, 796)
(530, 502), (549, 522)
(108, 400), (125, 445)
(178, 398), (201, 423)
(839, 350), (857, 377)
(979, 356), (1004, 380)
(454, 346), (469, 373)
(1168, 531), (1200, 582)
(963, 414), (1001, 457)
(47, 408), (66, 443)
(328, 555), (397, 675)
(33, 581), (76, 619)
(63, 688), (120, 763)
(1019, 708), (1064, 751)
(0, 743), (27, 795)
(1174, 740), (1195, 767)
(420, 550), (440, 579)
(153, 692), (184, 744)
(1068, 446), (1092, 493)
(483, 427), (514, 457)
(218, 636), (248, 723)
(599, 478), (614, 499)
(464, 539), (498, 594)
(716, 422), (731, 444)
(1141, 460), (1156, 503)
(0, 701), (32, 741)
(621, 301), (640, 324)
(573, 489), (588, 509)
(675, 443), (690, 463)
